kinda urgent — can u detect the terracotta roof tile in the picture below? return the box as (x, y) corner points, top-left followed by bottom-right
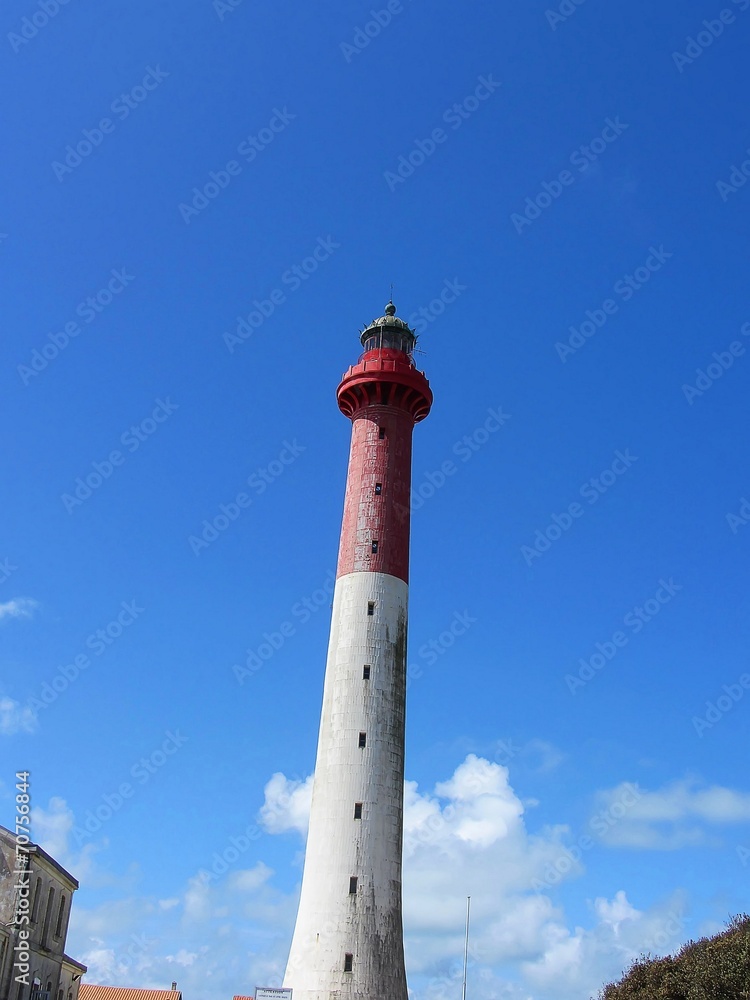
(80, 986), (181, 1000)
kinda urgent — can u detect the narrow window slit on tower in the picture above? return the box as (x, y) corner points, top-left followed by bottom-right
(358, 732), (366, 748)
(344, 954), (353, 973)
(367, 601), (375, 615)
(363, 664), (371, 679)
(349, 876), (358, 894)
(371, 540), (378, 553)
(379, 427), (386, 439)
(354, 802), (363, 819)
(375, 482), (382, 495)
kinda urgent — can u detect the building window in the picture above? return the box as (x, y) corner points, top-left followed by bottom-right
(367, 602), (375, 616)
(358, 732), (366, 748)
(379, 427), (386, 439)
(344, 953), (353, 972)
(42, 887), (55, 946)
(374, 482), (382, 495)
(363, 664), (370, 679)
(55, 894), (66, 938)
(354, 802), (363, 819)
(349, 876), (358, 894)
(31, 877), (41, 922)
(371, 540), (378, 554)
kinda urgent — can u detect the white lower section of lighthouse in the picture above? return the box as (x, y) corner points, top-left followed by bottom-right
(284, 570), (409, 1000)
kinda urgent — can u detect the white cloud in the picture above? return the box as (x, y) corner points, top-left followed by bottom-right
(593, 778), (750, 849)
(33, 796), (75, 858)
(433, 754), (524, 846)
(81, 944), (130, 984)
(519, 892), (689, 998)
(31, 797), (101, 883)
(0, 696), (37, 735)
(259, 772), (313, 835)
(183, 872), (212, 923)
(0, 598), (38, 622)
(594, 890), (640, 931)
(165, 949), (197, 967)
(229, 863), (273, 893)
(635, 780), (750, 822)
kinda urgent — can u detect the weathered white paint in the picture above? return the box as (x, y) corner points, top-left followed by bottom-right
(284, 570), (409, 1000)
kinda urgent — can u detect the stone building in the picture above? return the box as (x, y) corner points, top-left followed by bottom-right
(0, 824), (87, 1000)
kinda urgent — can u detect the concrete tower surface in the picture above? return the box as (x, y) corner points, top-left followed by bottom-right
(284, 302), (432, 1000)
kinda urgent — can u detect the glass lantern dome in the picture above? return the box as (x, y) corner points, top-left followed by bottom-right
(359, 302), (416, 356)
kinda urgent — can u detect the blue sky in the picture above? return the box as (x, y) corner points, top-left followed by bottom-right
(2, 0), (750, 996)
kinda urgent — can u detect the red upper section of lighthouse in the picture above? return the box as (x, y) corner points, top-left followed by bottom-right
(336, 303), (432, 423)
(335, 303), (432, 584)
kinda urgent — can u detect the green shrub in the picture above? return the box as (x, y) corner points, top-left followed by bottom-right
(595, 914), (750, 999)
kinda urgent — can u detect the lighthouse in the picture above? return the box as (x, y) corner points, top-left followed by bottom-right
(283, 302), (432, 999)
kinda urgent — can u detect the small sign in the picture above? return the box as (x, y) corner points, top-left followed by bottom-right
(256, 990), (292, 1000)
